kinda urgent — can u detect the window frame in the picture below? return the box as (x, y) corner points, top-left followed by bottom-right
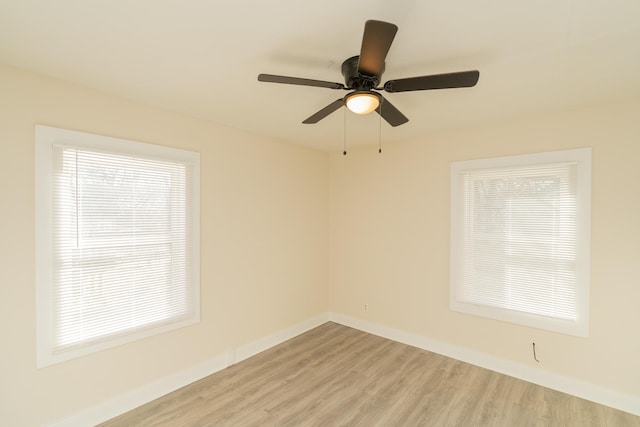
(35, 125), (200, 367)
(450, 148), (591, 337)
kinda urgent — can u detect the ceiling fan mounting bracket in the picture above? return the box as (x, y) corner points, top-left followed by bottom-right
(341, 56), (383, 90)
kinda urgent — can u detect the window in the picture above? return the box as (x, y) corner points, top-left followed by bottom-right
(36, 125), (200, 367)
(450, 148), (591, 337)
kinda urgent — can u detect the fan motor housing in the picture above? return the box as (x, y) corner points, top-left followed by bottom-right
(341, 56), (383, 90)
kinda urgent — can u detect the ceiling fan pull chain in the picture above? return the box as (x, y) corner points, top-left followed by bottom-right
(378, 97), (383, 153)
(343, 107), (347, 156)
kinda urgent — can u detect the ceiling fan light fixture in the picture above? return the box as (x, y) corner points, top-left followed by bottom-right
(345, 92), (380, 115)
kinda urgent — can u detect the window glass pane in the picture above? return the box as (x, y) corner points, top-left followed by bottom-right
(53, 147), (192, 351)
(450, 149), (590, 337)
(36, 125), (199, 367)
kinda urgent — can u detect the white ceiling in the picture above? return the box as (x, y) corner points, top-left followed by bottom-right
(1, 0), (640, 151)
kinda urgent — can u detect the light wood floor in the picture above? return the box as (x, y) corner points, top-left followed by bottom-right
(100, 322), (640, 426)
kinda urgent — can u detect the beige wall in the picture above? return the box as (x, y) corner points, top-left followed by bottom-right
(0, 64), (330, 426)
(2, 61), (639, 425)
(330, 101), (640, 398)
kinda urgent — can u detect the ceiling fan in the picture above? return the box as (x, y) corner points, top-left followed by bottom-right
(257, 20), (479, 127)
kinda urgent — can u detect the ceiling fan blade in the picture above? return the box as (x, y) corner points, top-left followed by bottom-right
(258, 74), (345, 90)
(302, 99), (344, 124)
(384, 70), (479, 93)
(357, 20), (398, 77)
(376, 95), (409, 127)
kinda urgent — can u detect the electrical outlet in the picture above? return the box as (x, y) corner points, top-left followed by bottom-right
(364, 304), (368, 312)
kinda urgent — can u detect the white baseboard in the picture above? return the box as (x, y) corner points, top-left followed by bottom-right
(330, 312), (640, 417)
(49, 313), (331, 427)
(49, 311), (638, 425)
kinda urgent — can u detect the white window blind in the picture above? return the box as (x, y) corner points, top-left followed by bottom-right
(450, 148), (591, 337)
(36, 125), (200, 367)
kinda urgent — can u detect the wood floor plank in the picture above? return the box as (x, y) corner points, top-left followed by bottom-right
(99, 322), (640, 427)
